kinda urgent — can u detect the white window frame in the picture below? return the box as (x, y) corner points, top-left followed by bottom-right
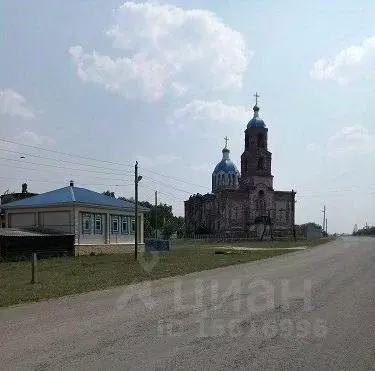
(82, 213), (91, 234)
(112, 216), (119, 233)
(94, 214), (103, 234)
(130, 217), (135, 234)
(121, 216), (129, 234)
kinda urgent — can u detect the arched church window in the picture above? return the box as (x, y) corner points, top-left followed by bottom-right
(258, 157), (264, 170)
(257, 134), (265, 148)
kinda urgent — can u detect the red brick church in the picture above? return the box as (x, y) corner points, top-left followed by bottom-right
(184, 95), (296, 236)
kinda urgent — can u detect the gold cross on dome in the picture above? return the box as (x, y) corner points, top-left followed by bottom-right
(224, 136), (229, 148)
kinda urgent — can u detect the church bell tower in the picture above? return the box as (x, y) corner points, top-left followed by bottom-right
(240, 93), (274, 189)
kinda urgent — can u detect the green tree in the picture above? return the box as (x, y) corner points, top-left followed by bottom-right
(354, 225), (375, 236)
(109, 194), (182, 239)
(103, 190), (115, 198)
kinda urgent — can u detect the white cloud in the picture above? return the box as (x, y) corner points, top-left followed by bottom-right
(310, 36), (375, 84)
(69, 2), (249, 101)
(328, 125), (375, 156)
(170, 99), (248, 124)
(14, 131), (55, 147)
(137, 154), (180, 168)
(0, 89), (35, 120)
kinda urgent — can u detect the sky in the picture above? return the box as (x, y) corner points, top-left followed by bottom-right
(1, 0), (374, 233)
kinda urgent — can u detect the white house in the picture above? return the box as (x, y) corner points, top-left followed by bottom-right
(2, 182), (149, 255)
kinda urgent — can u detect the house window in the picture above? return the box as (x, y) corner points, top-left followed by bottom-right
(130, 217), (135, 234)
(112, 216), (119, 233)
(122, 216), (129, 234)
(95, 214), (102, 234)
(82, 213), (91, 234)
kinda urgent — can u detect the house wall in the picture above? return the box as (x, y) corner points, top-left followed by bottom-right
(38, 210), (72, 233)
(75, 206), (144, 246)
(5, 204), (146, 256)
(8, 212), (36, 228)
(6, 207), (74, 233)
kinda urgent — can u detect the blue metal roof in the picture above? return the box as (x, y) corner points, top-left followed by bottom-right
(2, 186), (149, 211)
(213, 160), (238, 174)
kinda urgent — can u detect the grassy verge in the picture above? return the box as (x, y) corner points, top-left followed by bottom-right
(171, 237), (334, 250)
(0, 238), (332, 308)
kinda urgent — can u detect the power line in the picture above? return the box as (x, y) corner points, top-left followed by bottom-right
(139, 184), (187, 202)
(3, 137), (375, 195)
(0, 175), (133, 188)
(0, 174), (186, 202)
(0, 137), (211, 190)
(0, 138), (133, 168)
(2, 159), (375, 202)
(140, 166), (210, 191)
(2, 137), (375, 203)
(0, 163), (131, 183)
(0, 151), (207, 194)
(142, 175), (197, 195)
(0, 148), (133, 174)
(0, 156), (129, 176)
(0, 158), (193, 197)
(0, 157), (202, 196)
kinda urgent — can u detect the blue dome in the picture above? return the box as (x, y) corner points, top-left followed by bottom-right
(247, 117), (266, 128)
(213, 159), (238, 174)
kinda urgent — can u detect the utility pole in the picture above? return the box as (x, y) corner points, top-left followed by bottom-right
(322, 205), (326, 235)
(325, 218), (328, 236)
(155, 190), (158, 239)
(291, 189), (296, 241)
(134, 161), (142, 261)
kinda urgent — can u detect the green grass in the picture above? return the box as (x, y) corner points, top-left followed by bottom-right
(171, 237), (333, 250)
(0, 238), (332, 308)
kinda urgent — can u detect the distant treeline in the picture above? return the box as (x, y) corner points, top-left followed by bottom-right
(103, 190), (184, 239)
(353, 226), (375, 236)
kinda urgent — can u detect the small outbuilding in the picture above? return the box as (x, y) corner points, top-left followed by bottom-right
(2, 182), (149, 256)
(0, 228), (74, 260)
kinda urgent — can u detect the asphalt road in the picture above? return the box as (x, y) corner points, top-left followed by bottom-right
(1, 237), (374, 370)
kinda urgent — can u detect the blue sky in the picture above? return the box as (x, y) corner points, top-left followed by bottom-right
(1, 0), (374, 233)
